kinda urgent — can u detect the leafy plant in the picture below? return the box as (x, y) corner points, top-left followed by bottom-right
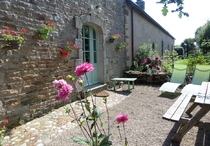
(0, 26), (27, 44)
(53, 62), (129, 146)
(115, 42), (128, 50)
(111, 33), (121, 40)
(187, 54), (209, 73)
(0, 119), (8, 145)
(39, 20), (55, 33)
(156, 0), (189, 18)
(63, 42), (79, 52)
(133, 41), (159, 71)
(141, 57), (162, 74)
(162, 50), (180, 72)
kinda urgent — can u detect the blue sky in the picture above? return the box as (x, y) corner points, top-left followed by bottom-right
(132, 0), (210, 45)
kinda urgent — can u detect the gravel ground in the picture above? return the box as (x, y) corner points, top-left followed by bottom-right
(48, 84), (210, 146)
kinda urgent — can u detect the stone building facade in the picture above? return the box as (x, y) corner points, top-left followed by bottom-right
(0, 0), (174, 126)
(0, 0), (126, 126)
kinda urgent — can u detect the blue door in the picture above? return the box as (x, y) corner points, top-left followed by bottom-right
(82, 25), (99, 86)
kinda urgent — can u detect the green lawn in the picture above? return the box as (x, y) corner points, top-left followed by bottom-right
(175, 59), (188, 64)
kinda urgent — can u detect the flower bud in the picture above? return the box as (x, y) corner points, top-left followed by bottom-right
(77, 79), (84, 86)
(67, 75), (75, 81)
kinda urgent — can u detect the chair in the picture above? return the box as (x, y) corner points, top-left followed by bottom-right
(181, 65), (210, 95)
(159, 64), (188, 93)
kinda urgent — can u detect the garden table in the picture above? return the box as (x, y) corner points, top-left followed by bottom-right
(111, 78), (137, 91)
(171, 81), (210, 143)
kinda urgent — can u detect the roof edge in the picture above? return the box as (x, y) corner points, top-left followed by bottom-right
(125, 0), (175, 40)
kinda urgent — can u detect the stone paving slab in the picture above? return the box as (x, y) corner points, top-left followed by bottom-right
(1, 89), (131, 146)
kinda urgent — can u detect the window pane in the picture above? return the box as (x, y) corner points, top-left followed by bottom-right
(93, 40), (96, 51)
(85, 39), (89, 51)
(93, 29), (96, 39)
(94, 52), (97, 63)
(84, 52), (90, 62)
(84, 26), (89, 38)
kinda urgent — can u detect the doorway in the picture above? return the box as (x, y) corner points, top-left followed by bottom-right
(82, 25), (99, 86)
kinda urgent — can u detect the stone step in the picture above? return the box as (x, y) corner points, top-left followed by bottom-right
(85, 83), (107, 95)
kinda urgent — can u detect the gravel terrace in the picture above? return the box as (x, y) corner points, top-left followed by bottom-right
(2, 84), (210, 146)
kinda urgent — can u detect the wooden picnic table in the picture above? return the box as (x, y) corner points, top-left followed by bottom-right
(163, 81), (210, 143)
(111, 78), (137, 91)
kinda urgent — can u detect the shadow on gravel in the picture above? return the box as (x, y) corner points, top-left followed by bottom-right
(162, 123), (210, 146)
(195, 128), (210, 146)
(162, 122), (181, 146)
(158, 92), (181, 99)
(107, 90), (132, 96)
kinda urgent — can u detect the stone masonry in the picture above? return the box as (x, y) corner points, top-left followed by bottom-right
(0, 0), (126, 127)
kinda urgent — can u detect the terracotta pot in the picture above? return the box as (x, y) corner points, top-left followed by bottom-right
(38, 29), (49, 39)
(60, 50), (69, 58)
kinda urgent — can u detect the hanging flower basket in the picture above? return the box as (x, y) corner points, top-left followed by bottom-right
(109, 38), (115, 43)
(60, 50), (69, 58)
(115, 42), (129, 51)
(0, 26), (26, 49)
(38, 29), (49, 39)
(38, 20), (55, 39)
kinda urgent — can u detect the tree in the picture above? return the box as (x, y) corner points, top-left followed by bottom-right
(195, 21), (210, 53)
(180, 38), (196, 56)
(157, 0), (189, 18)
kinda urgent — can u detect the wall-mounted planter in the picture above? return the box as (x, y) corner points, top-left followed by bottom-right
(38, 29), (49, 39)
(8, 41), (21, 49)
(60, 50), (69, 58)
(109, 38), (115, 43)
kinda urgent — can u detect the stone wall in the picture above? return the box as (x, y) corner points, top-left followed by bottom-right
(124, 71), (169, 84)
(0, 0), (126, 127)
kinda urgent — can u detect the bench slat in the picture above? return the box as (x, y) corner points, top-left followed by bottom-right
(111, 78), (137, 81)
(195, 82), (208, 104)
(163, 93), (192, 121)
(205, 82), (210, 104)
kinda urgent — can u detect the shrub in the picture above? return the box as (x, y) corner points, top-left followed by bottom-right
(141, 57), (162, 74)
(187, 54), (209, 73)
(133, 41), (159, 71)
(162, 50), (180, 72)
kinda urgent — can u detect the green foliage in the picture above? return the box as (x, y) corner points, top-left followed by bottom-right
(156, 0), (189, 17)
(187, 54), (209, 73)
(161, 5), (168, 16)
(195, 21), (210, 53)
(162, 50), (180, 72)
(180, 38), (196, 56)
(133, 42), (159, 71)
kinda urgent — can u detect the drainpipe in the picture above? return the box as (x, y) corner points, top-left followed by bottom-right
(131, 8), (134, 64)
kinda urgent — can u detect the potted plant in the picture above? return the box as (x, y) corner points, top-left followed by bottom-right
(116, 42), (128, 51)
(38, 20), (55, 39)
(0, 26), (27, 49)
(109, 33), (121, 43)
(60, 42), (79, 58)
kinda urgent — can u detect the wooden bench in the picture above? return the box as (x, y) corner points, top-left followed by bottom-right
(163, 93), (193, 122)
(111, 78), (137, 91)
(163, 82), (210, 143)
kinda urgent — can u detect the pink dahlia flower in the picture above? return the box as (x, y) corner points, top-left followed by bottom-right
(116, 114), (129, 124)
(55, 84), (73, 101)
(75, 62), (94, 76)
(53, 79), (67, 87)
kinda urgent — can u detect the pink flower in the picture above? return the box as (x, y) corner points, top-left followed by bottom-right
(75, 62), (94, 76)
(53, 79), (67, 87)
(55, 84), (73, 101)
(116, 114), (129, 124)
(2, 120), (8, 125)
